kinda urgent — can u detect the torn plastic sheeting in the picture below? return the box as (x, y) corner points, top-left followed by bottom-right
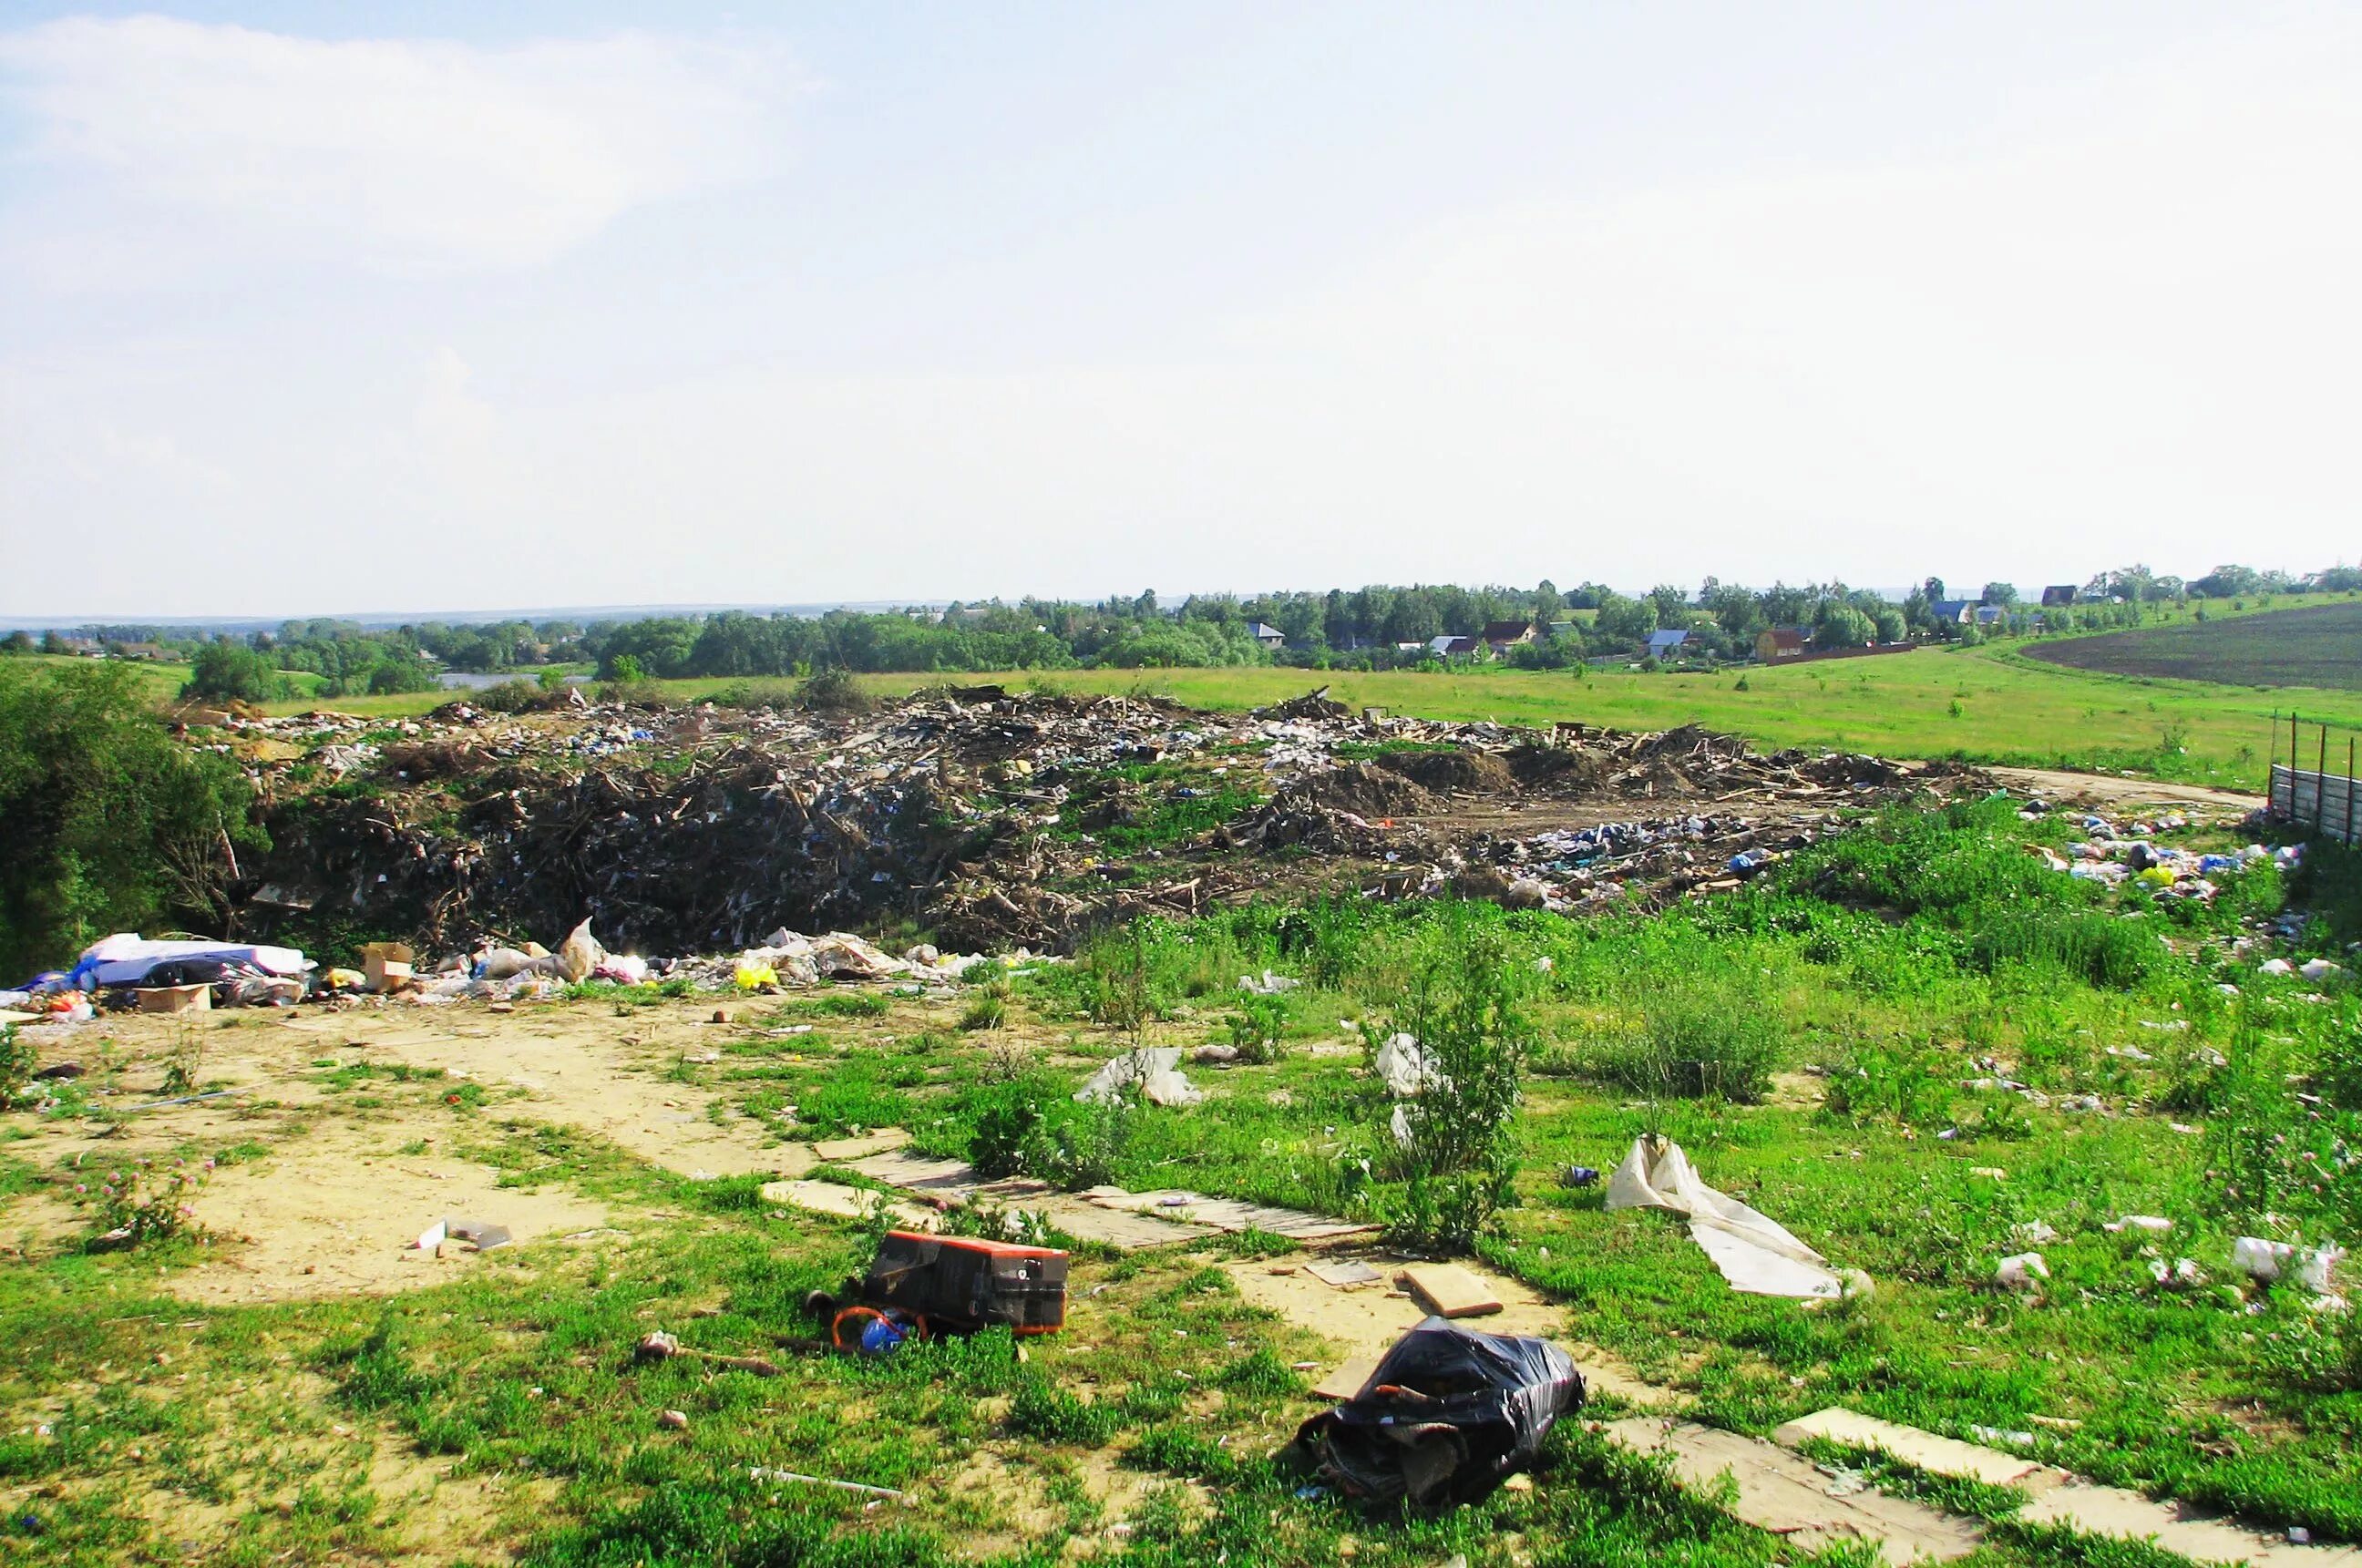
(1374, 1033), (1444, 1098)
(1605, 1135), (1843, 1299)
(1074, 1048), (1203, 1107)
(1293, 1317), (1584, 1507)
(68, 934), (311, 990)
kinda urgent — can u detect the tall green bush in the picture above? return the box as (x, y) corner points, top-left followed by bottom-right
(0, 661), (264, 978)
(1381, 920), (1533, 1250)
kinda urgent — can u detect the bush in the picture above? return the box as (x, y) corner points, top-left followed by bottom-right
(1968, 909), (2162, 989)
(0, 661), (266, 979)
(799, 667), (870, 712)
(1592, 977), (1785, 1102)
(180, 640), (289, 703)
(1380, 921), (1532, 1251)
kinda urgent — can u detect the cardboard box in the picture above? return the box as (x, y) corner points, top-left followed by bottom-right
(136, 984), (211, 1014)
(359, 942), (416, 993)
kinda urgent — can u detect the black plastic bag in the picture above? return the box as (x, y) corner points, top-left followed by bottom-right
(1293, 1317), (1584, 1506)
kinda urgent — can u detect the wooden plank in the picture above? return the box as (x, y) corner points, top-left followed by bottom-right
(847, 1152), (981, 1194)
(1305, 1258), (1384, 1289)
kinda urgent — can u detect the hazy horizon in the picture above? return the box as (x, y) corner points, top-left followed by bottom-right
(5, 2), (2358, 618)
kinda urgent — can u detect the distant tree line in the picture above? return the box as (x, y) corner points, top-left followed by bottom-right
(5, 561), (2357, 694)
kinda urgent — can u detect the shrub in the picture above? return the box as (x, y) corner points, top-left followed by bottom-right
(1381, 921), (1533, 1250)
(799, 667), (870, 712)
(960, 981), (1009, 1031)
(0, 1025), (33, 1103)
(1968, 909), (2162, 989)
(1592, 976), (1785, 1102)
(82, 1155), (210, 1247)
(1224, 990), (1289, 1063)
(0, 661), (266, 979)
(180, 640), (289, 703)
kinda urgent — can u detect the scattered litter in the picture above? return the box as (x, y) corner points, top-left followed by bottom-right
(1995, 1253), (2049, 1291)
(2103, 1215), (2172, 1235)
(1074, 1048), (1203, 1107)
(1238, 969), (1300, 995)
(1307, 1259), (1383, 1290)
(1374, 1033), (1443, 1098)
(750, 1466), (906, 1500)
(1606, 1135), (1843, 1299)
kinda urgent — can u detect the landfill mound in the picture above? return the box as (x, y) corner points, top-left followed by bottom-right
(228, 688), (1970, 955)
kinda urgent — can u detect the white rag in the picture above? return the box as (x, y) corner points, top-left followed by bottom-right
(1605, 1135), (1843, 1299)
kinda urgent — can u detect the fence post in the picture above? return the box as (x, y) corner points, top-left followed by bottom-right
(2347, 737), (2357, 845)
(2320, 723), (2332, 830)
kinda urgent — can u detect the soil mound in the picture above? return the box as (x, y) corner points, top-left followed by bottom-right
(1302, 763), (1443, 818)
(1504, 745), (1606, 792)
(1376, 748), (1517, 795)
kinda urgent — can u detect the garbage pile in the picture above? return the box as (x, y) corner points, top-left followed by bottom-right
(2024, 810), (2269, 904)
(229, 688), (1974, 957)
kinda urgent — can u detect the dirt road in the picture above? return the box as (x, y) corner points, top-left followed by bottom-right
(1981, 766), (2264, 815)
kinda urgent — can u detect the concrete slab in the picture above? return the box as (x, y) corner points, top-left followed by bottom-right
(810, 1127), (910, 1163)
(757, 1179), (934, 1229)
(1396, 1263), (1503, 1318)
(1083, 1188), (1381, 1244)
(2017, 1481), (2362, 1568)
(1601, 1418), (1985, 1565)
(1773, 1408), (2062, 1491)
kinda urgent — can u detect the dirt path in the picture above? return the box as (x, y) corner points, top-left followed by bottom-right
(1981, 766), (2264, 815)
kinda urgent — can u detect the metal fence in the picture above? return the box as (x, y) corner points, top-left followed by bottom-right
(2268, 712), (2360, 843)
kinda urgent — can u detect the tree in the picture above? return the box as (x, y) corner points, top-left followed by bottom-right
(181, 640), (287, 704)
(1980, 582), (2018, 606)
(1647, 584), (1691, 626)
(1, 630), (32, 655)
(1592, 591), (1658, 647)
(1870, 605), (1906, 643)
(1812, 600), (1875, 649)
(0, 661), (265, 979)
(1923, 577), (1947, 604)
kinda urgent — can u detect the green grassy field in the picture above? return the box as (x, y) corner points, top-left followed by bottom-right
(2027, 600), (2362, 691)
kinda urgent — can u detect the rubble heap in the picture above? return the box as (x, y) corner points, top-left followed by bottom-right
(232, 688), (1974, 954)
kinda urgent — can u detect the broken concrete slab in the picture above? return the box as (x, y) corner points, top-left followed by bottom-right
(758, 1179), (935, 1229)
(1396, 1263), (1503, 1318)
(839, 1154), (1217, 1250)
(1772, 1409), (2064, 1491)
(847, 1151), (981, 1194)
(1305, 1258), (1383, 1289)
(1081, 1188), (1381, 1244)
(1311, 1354), (1381, 1400)
(2016, 1481), (2362, 1568)
(1601, 1418), (1985, 1565)
(810, 1127), (910, 1163)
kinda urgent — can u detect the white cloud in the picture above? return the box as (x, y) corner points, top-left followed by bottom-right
(0, 16), (796, 276)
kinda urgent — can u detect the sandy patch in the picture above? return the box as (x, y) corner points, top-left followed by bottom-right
(169, 1117), (617, 1305)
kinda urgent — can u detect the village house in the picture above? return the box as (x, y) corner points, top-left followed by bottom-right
(1479, 620), (1537, 655)
(1246, 621), (1286, 649)
(2039, 586), (2080, 608)
(1754, 627), (1807, 661)
(1645, 629), (1691, 660)
(1925, 600), (1977, 626)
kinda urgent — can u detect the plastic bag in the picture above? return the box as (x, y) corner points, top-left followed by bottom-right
(555, 919), (604, 985)
(1294, 1318), (1584, 1506)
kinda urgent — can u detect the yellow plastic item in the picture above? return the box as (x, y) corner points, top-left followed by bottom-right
(2136, 866), (2176, 888)
(734, 961), (778, 991)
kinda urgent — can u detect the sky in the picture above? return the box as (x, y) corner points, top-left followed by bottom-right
(2, 2), (2358, 620)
